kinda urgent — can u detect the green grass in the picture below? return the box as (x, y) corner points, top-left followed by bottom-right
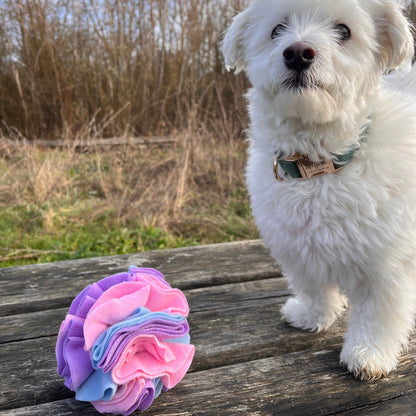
(0, 187), (257, 268)
(0, 129), (258, 268)
(0, 203), (195, 268)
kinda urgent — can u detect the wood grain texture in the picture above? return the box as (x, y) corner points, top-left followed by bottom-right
(335, 393), (416, 415)
(0, 240), (281, 316)
(0, 278), (289, 344)
(0, 295), (348, 410)
(1, 346), (415, 416)
(1, 240), (415, 416)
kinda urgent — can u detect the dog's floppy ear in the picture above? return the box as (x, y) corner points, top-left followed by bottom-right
(222, 8), (251, 73)
(373, 0), (414, 71)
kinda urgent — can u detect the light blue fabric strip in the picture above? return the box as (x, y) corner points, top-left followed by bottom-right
(153, 377), (164, 398)
(165, 333), (191, 344)
(91, 307), (187, 368)
(75, 369), (118, 402)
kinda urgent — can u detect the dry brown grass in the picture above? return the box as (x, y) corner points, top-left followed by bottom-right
(0, 118), (257, 266)
(0, 0), (249, 140)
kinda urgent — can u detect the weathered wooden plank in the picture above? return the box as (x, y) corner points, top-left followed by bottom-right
(0, 299), (349, 411)
(142, 346), (416, 416)
(0, 240), (281, 316)
(2, 240), (415, 416)
(0, 278), (290, 344)
(0, 400), (93, 416)
(334, 393), (416, 415)
(0, 308), (64, 344)
(190, 305), (345, 372)
(0, 337), (67, 411)
(0, 400), (92, 416)
(1, 345), (415, 416)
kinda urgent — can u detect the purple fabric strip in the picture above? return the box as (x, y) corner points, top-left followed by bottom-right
(56, 317), (94, 390)
(129, 266), (170, 287)
(92, 378), (156, 415)
(126, 379), (156, 413)
(68, 268), (169, 319)
(69, 273), (130, 318)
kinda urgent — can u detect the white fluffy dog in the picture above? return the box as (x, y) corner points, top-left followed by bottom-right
(223, 0), (416, 380)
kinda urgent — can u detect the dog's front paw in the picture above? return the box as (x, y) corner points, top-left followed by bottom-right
(281, 296), (340, 332)
(340, 341), (398, 381)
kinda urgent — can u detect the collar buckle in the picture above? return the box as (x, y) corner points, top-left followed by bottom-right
(290, 153), (340, 179)
(273, 157), (284, 181)
(274, 153), (344, 181)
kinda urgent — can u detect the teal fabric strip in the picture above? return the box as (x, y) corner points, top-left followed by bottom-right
(278, 159), (301, 179)
(333, 147), (355, 167)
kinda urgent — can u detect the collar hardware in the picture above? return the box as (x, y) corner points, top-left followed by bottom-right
(273, 124), (369, 181)
(273, 157), (284, 181)
(273, 153), (343, 181)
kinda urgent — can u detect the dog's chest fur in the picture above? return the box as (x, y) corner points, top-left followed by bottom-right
(247, 150), (370, 274)
(245, 88), (416, 282)
(223, 0), (416, 379)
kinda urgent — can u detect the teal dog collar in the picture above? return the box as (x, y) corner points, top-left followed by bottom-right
(273, 126), (368, 181)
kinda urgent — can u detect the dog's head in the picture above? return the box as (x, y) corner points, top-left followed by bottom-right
(223, 0), (414, 124)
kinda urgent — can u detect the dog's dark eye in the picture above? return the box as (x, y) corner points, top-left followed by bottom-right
(271, 24), (287, 39)
(334, 24), (351, 42)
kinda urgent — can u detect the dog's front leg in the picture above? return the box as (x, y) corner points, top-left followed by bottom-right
(281, 282), (347, 332)
(340, 276), (416, 380)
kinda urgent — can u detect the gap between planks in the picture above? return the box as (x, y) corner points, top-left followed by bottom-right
(0, 277), (290, 344)
(0, 240), (282, 317)
(1, 346), (415, 416)
(0, 295), (350, 411)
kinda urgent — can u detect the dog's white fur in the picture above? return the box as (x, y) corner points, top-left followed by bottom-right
(223, 0), (416, 380)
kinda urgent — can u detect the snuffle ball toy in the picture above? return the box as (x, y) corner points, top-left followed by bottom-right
(56, 266), (195, 415)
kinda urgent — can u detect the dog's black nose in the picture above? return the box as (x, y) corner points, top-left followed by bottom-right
(283, 42), (316, 71)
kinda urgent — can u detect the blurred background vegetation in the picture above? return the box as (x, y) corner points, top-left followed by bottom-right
(0, 0), (250, 138)
(0, 0), (415, 267)
(0, 0), (256, 267)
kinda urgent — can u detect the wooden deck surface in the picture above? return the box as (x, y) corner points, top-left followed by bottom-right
(0, 240), (415, 416)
